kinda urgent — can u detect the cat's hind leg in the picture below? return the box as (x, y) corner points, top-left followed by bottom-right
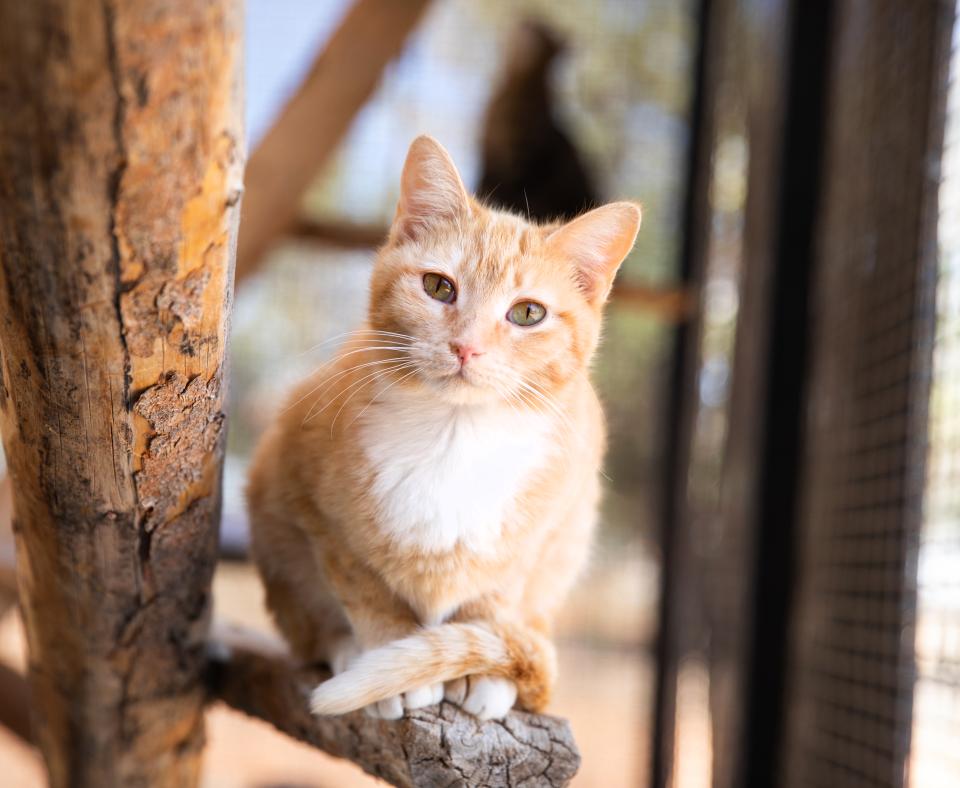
(249, 506), (351, 667)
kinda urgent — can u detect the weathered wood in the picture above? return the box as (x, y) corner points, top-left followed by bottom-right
(0, 1), (244, 785)
(207, 632), (581, 788)
(236, 0), (433, 283)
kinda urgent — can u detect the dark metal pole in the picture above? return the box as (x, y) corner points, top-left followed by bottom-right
(649, 1), (715, 785)
(738, 2), (833, 785)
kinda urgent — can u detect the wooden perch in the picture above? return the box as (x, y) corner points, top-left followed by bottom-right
(206, 633), (581, 788)
(236, 0), (433, 283)
(0, 1), (243, 784)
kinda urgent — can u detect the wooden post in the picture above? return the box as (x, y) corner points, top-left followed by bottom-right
(0, 1), (243, 784)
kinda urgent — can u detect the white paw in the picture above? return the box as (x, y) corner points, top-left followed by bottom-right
(362, 683), (444, 720)
(403, 682), (445, 709)
(365, 695), (404, 720)
(444, 675), (517, 720)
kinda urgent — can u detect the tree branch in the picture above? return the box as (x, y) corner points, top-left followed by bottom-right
(206, 633), (581, 788)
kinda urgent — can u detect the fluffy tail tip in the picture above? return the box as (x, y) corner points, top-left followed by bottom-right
(309, 675), (358, 716)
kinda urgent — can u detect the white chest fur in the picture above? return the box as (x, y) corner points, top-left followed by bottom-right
(357, 391), (555, 554)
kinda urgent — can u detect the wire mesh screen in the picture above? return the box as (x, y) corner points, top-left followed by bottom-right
(911, 13), (960, 787)
(781, 4), (953, 788)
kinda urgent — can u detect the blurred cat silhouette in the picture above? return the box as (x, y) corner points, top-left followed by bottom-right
(478, 20), (599, 222)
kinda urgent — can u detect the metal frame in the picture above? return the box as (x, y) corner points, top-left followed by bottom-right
(654, 2), (955, 787)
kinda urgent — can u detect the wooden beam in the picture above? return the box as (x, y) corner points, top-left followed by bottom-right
(611, 282), (696, 323)
(235, 0), (433, 284)
(0, 1), (244, 784)
(206, 630), (582, 788)
(288, 217), (392, 250)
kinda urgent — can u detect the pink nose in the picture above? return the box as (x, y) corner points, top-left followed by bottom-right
(451, 343), (484, 365)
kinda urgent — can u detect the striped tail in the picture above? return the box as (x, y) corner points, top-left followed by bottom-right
(309, 621), (556, 716)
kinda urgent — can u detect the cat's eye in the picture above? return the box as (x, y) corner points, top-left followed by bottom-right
(507, 301), (547, 327)
(423, 272), (456, 303)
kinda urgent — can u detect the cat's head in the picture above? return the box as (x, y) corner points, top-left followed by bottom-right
(368, 135), (641, 406)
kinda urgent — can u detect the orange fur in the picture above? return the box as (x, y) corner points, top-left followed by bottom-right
(247, 135), (641, 720)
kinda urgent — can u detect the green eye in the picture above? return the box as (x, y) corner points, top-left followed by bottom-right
(507, 301), (547, 326)
(423, 273), (456, 303)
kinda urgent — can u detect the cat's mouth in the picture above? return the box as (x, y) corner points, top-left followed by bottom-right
(425, 366), (500, 404)
(441, 367), (478, 387)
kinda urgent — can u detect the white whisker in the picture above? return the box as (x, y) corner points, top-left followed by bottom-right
(490, 380), (527, 421)
(284, 348), (415, 414)
(301, 360), (417, 425)
(328, 363), (420, 435)
(296, 329), (416, 358)
(300, 359), (414, 423)
(344, 365), (422, 431)
(514, 377), (584, 449)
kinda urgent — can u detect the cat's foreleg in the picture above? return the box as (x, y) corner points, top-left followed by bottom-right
(248, 509), (351, 666)
(447, 595), (558, 719)
(321, 551), (443, 718)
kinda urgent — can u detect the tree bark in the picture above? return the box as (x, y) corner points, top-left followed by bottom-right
(207, 632), (581, 788)
(0, 1), (244, 785)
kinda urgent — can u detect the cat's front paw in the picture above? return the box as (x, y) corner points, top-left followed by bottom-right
(444, 675), (517, 720)
(363, 682), (445, 720)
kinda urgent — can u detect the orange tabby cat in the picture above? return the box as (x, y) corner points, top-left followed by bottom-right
(247, 135), (640, 720)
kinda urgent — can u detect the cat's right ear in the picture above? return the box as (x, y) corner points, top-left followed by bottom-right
(545, 201), (642, 304)
(392, 135), (470, 243)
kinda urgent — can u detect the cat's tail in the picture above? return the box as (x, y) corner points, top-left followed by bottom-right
(309, 621), (556, 716)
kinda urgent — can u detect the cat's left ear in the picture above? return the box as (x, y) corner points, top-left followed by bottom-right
(392, 135), (471, 243)
(546, 201), (642, 304)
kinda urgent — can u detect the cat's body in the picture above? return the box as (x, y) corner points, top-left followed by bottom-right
(247, 136), (640, 720)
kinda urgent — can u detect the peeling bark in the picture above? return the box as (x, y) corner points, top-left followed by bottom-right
(207, 633), (581, 788)
(0, 1), (244, 785)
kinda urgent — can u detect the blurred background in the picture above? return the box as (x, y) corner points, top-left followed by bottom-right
(1, 1), (959, 787)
